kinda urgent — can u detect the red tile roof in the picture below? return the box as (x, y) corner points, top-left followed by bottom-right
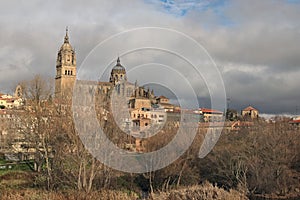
(243, 106), (258, 111)
(157, 95), (168, 99)
(0, 97), (19, 102)
(200, 108), (223, 114)
(290, 119), (300, 124)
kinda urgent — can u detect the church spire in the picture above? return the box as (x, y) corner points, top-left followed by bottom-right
(64, 27), (69, 44)
(117, 56), (121, 66)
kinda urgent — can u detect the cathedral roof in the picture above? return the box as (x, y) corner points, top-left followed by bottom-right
(112, 57), (125, 70)
(60, 27), (74, 52)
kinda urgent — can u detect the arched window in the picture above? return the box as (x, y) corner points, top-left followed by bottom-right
(71, 71), (73, 75)
(65, 70), (67, 75)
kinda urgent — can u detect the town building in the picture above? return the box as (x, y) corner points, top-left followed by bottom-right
(241, 106), (259, 119)
(199, 108), (224, 122)
(0, 87), (23, 109)
(156, 96), (175, 112)
(289, 116), (300, 128)
(130, 107), (166, 129)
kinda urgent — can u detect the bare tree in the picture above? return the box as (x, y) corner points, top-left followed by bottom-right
(15, 75), (54, 189)
(51, 89), (106, 192)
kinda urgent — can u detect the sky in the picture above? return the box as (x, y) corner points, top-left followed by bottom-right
(0, 0), (300, 114)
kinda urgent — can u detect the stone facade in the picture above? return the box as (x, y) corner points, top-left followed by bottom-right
(129, 98), (151, 110)
(241, 106), (259, 119)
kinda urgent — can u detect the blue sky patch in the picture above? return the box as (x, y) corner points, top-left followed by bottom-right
(145, 0), (233, 26)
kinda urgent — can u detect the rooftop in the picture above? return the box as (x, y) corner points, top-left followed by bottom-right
(200, 108), (223, 114)
(112, 57), (125, 70)
(243, 106), (258, 111)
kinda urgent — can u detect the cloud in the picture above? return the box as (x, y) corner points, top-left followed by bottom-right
(0, 0), (299, 114)
(0, 46), (33, 92)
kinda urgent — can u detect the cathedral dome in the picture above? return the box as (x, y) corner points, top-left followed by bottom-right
(109, 57), (127, 84)
(112, 57), (125, 71)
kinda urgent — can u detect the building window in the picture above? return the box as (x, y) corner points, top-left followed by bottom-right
(65, 70), (67, 75)
(71, 71), (73, 75)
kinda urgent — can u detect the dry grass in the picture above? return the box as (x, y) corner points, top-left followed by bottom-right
(0, 171), (34, 189)
(0, 189), (138, 200)
(0, 182), (248, 200)
(152, 182), (248, 200)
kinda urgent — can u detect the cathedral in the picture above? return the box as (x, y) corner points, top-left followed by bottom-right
(53, 28), (173, 151)
(54, 28), (170, 131)
(54, 28), (156, 104)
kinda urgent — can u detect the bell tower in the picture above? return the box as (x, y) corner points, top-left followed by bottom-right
(55, 27), (76, 100)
